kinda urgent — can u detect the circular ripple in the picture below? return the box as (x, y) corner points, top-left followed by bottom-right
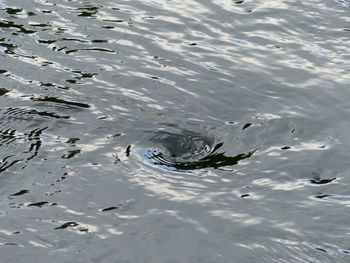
(138, 131), (256, 172)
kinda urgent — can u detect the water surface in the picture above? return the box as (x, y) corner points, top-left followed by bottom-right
(0, 0), (350, 262)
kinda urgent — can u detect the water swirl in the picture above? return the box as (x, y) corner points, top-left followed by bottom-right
(139, 130), (256, 172)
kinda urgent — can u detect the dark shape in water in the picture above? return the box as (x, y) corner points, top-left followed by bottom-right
(0, 20), (36, 34)
(141, 131), (257, 171)
(65, 48), (116, 55)
(10, 189), (29, 196)
(242, 123), (252, 130)
(62, 149), (81, 159)
(314, 194), (332, 199)
(310, 178), (336, 185)
(125, 145), (131, 157)
(78, 227), (89, 232)
(4, 8), (23, 15)
(77, 6), (99, 17)
(0, 88), (10, 96)
(66, 138), (80, 144)
(0, 42), (17, 55)
(101, 206), (119, 212)
(27, 201), (49, 207)
(281, 146), (290, 150)
(35, 111), (70, 119)
(31, 96), (90, 108)
(55, 221), (79, 230)
(4, 243), (18, 246)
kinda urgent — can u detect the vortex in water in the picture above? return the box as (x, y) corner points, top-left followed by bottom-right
(138, 131), (256, 172)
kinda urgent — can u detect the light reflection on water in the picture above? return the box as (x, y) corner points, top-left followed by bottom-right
(0, 0), (350, 262)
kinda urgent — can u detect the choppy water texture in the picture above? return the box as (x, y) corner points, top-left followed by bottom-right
(0, 0), (350, 262)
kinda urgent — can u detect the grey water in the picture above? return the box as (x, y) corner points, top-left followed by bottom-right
(0, 0), (349, 262)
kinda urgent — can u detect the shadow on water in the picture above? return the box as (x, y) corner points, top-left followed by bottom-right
(0, 108), (48, 174)
(139, 131), (258, 172)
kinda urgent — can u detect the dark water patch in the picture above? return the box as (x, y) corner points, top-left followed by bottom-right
(4, 8), (22, 15)
(61, 149), (81, 159)
(53, 46), (67, 52)
(77, 6), (100, 17)
(101, 25), (115, 29)
(100, 200), (133, 212)
(66, 79), (77, 84)
(114, 155), (121, 164)
(310, 193), (350, 205)
(101, 206), (119, 212)
(0, 159), (21, 173)
(10, 189), (29, 197)
(143, 147), (257, 171)
(103, 19), (124, 23)
(45, 190), (62, 196)
(55, 173), (67, 183)
(55, 221), (79, 230)
(304, 242), (335, 255)
(40, 9), (52, 14)
(23, 127), (47, 161)
(29, 23), (50, 28)
(309, 177), (336, 185)
(125, 145), (131, 157)
(1, 5), (35, 17)
(139, 131), (258, 172)
(78, 227), (89, 233)
(66, 138), (80, 144)
(225, 121), (237, 125)
(61, 38), (89, 43)
(0, 41), (17, 55)
(107, 133), (122, 139)
(91, 39), (109, 43)
(39, 82), (54, 88)
(242, 123), (252, 130)
(4, 108), (69, 119)
(26, 11), (36, 17)
(71, 70), (98, 79)
(281, 146), (291, 150)
(0, 20), (36, 34)
(0, 88), (10, 96)
(65, 47), (117, 54)
(313, 194), (332, 199)
(35, 110), (70, 119)
(39, 82), (69, 90)
(0, 108), (47, 173)
(9, 202), (23, 209)
(309, 169), (337, 185)
(37, 39), (57, 45)
(30, 96), (90, 109)
(27, 201), (49, 208)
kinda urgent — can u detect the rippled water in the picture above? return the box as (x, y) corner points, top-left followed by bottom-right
(1, 0), (350, 262)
